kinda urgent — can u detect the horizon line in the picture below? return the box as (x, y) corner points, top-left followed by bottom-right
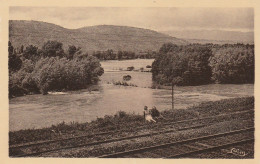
(9, 19), (254, 33)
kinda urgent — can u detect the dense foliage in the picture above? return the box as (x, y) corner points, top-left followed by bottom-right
(8, 41), (22, 72)
(152, 43), (213, 85)
(9, 41), (104, 97)
(209, 45), (254, 83)
(152, 43), (254, 86)
(92, 50), (157, 60)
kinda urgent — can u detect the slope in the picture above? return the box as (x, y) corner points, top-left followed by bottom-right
(9, 20), (188, 53)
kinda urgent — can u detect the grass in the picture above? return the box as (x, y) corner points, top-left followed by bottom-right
(59, 119), (254, 158)
(112, 81), (138, 87)
(9, 96), (254, 145)
(189, 96), (254, 116)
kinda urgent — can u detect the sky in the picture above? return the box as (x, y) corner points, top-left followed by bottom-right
(9, 7), (254, 32)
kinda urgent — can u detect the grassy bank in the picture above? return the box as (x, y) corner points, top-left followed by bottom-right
(9, 96), (254, 145)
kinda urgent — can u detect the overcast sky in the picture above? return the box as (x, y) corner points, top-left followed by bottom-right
(9, 7), (254, 32)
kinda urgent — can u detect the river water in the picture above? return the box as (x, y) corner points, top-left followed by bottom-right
(9, 59), (254, 131)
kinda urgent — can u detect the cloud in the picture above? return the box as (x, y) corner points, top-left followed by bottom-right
(9, 7), (254, 31)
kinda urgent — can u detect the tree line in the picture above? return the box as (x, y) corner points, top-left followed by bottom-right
(9, 41), (104, 97)
(9, 40), (254, 98)
(92, 50), (157, 60)
(152, 43), (254, 86)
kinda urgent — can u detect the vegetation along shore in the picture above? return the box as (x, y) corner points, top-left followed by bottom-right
(9, 39), (254, 98)
(152, 43), (254, 86)
(9, 97), (254, 157)
(9, 96), (254, 144)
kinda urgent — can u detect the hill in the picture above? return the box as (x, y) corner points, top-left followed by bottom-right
(9, 20), (188, 53)
(185, 39), (243, 44)
(160, 30), (254, 44)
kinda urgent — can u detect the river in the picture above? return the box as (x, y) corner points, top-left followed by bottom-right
(9, 59), (254, 131)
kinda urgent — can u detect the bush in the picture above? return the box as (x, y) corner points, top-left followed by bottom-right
(152, 44), (213, 86)
(32, 56), (104, 94)
(8, 41), (104, 97)
(127, 66), (135, 71)
(209, 46), (254, 84)
(113, 81), (137, 87)
(22, 45), (40, 60)
(8, 41), (22, 72)
(9, 65), (32, 97)
(152, 43), (254, 86)
(41, 40), (65, 58)
(93, 50), (136, 60)
(123, 75), (131, 81)
(116, 111), (127, 118)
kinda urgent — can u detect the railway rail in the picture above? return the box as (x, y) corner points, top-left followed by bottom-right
(9, 110), (254, 157)
(10, 109), (253, 148)
(98, 127), (254, 158)
(11, 122), (214, 157)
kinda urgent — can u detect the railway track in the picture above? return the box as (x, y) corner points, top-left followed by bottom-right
(10, 121), (219, 157)
(10, 109), (253, 148)
(9, 110), (253, 157)
(98, 127), (254, 158)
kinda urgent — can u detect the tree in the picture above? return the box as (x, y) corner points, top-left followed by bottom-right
(105, 49), (116, 60)
(20, 45), (24, 53)
(159, 43), (179, 54)
(9, 41), (22, 72)
(23, 45), (39, 60)
(152, 44), (213, 86)
(93, 51), (102, 59)
(9, 41), (104, 97)
(31, 55), (104, 94)
(8, 41), (14, 54)
(117, 51), (123, 60)
(41, 40), (65, 58)
(67, 45), (82, 59)
(209, 46), (254, 84)
(67, 45), (77, 59)
(185, 46), (212, 85)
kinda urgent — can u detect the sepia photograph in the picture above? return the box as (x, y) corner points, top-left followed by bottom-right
(7, 6), (255, 158)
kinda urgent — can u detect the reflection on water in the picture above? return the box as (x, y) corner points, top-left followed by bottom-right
(9, 59), (254, 131)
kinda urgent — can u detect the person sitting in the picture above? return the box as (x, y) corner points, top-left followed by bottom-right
(150, 106), (166, 119)
(144, 106), (156, 122)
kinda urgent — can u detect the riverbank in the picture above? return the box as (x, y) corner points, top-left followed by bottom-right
(9, 96), (254, 146)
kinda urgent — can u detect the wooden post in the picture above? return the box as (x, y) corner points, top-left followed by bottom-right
(172, 82), (174, 110)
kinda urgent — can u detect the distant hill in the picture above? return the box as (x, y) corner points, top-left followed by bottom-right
(185, 39), (250, 45)
(160, 30), (254, 44)
(9, 20), (188, 53)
